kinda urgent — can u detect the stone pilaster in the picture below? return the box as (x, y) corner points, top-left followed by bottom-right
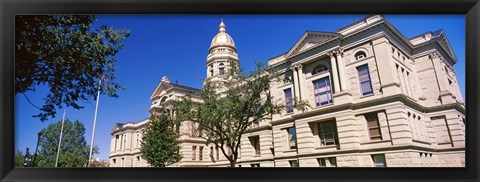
(334, 48), (348, 91)
(291, 64), (301, 105)
(385, 107), (412, 145)
(297, 64), (307, 102)
(372, 37), (401, 96)
(336, 113), (360, 150)
(327, 51), (341, 93)
(430, 52), (454, 104)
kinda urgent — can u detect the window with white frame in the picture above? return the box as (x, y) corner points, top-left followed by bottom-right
(317, 157), (337, 167)
(284, 88), (294, 113)
(286, 127), (297, 149)
(312, 64), (329, 75)
(365, 112), (382, 141)
(192, 146), (197, 161)
(318, 120), (339, 147)
(313, 77), (333, 106)
(355, 51), (367, 60)
(289, 160), (299, 167)
(357, 64), (373, 96)
(249, 136), (261, 155)
(372, 154), (386, 167)
(199, 146), (203, 161)
(219, 63), (225, 75)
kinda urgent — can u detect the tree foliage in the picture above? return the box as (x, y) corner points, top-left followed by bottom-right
(141, 112), (182, 167)
(15, 15), (130, 121)
(175, 62), (309, 167)
(14, 150), (25, 167)
(35, 119), (98, 167)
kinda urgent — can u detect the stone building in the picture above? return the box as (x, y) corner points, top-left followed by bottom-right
(109, 15), (465, 167)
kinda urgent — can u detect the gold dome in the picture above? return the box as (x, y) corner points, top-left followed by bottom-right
(209, 20), (236, 52)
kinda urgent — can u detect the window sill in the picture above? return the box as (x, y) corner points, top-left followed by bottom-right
(284, 112), (294, 116)
(314, 103), (334, 108)
(360, 140), (391, 145)
(359, 93), (375, 99)
(283, 149), (297, 153)
(314, 145), (338, 150)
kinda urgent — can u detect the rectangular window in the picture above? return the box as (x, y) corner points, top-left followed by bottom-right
(329, 157), (337, 167)
(219, 67), (225, 75)
(365, 112), (382, 141)
(317, 158), (326, 167)
(216, 146), (220, 160)
(249, 136), (261, 155)
(357, 64), (373, 96)
(199, 146), (203, 161)
(289, 160), (299, 167)
(286, 127), (297, 149)
(372, 154), (386, 167)
(317, 157), (336, 167)
(284, 88), (294, 113)
(318, 120), (339, 147)
(313, 77), (333, 106)
(250, 163), (260, 167)
(192, 146), (197, 161)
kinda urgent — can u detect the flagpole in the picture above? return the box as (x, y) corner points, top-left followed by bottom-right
(55, 109), (66, 167)
(88, 78), (103, 167)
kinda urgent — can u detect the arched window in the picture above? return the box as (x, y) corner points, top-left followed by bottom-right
(355, 51), (367, 60)
(312, 64), (329, 75)
(219, 63), (225, 75)
(160, 96), (167, 103)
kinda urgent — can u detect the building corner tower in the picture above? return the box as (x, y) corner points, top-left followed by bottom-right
(205, 20), (240, 85)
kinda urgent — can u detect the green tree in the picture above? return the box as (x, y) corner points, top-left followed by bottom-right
(15, 15), (130, 121)
(175, 62), (309, 167)
(140, 112), (182, 167)
(14, 150), (25, 167)
(35, 119), (98, 167)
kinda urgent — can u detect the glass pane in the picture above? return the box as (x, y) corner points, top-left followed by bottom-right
(367, 120), (378, 128)
(369, 128), (381, 136)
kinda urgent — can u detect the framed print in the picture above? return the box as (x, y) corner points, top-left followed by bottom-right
(1, 0), (479, 182)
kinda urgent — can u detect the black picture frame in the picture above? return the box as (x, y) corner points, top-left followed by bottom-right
(1, 0), (479, 182)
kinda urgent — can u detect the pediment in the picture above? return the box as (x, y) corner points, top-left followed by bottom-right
(285, 31), (339, 58)
(435, 31), (457, 62)
(111, 123), (124, 133)
(150, 80), (173, 100)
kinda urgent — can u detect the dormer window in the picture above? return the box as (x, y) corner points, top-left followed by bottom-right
(219, 63), (225, 75)
(355, 51), (367, 60)
(312, 64), (328, 75)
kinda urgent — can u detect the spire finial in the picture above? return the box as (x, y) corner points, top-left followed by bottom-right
(219, 19), (226, 32)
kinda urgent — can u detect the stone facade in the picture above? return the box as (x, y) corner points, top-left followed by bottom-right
(109, 15), (465, 167)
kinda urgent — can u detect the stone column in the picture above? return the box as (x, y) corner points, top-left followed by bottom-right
(291, 65), (300, 102)
(372, 37), (401, 96)
(430, 52), (454, 104)
(327, 51), (341, 93)
(297, 64), (307, 101)
(335, 48), (348, 91)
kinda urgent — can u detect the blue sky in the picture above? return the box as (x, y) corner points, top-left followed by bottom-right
(15, 15), (465, 161)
